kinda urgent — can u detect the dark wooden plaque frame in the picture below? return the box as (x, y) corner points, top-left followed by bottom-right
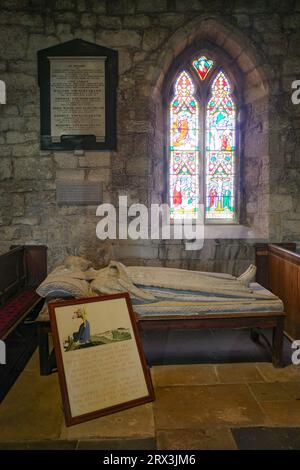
(49, 293), (154, 426)
(38, 39), (118, 151)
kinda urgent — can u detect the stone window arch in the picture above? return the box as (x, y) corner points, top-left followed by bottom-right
(150, 18), (270, 246)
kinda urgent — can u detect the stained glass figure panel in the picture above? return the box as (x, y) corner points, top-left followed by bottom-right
(193, 56), (213, 81)
(170, 71), (199, 219)
(205, 71), (236, 220)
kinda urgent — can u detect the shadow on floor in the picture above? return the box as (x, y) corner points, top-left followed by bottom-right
(142, 327), (293, 366)
(0, 322), (37, 402)
(232, 427), (300, 450)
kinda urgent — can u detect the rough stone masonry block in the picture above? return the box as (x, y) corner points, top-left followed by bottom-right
(283, 14), (300, 30)
(31, 227), (48, 243)
(0, 159), (12, 180)
(97, 15), (123, 29)
(123, 15), (151, 29)
(137, 0), (167, 12)
(5, 13), (44, 31)
(25, 191), (56, 207)
(0, 1), (28, 11)
(78, 152), (111, 168)
(56, 169), (85, 180)
(74, 28), (95, 43)
(12, 216), (39, 226)
(270, 194), (293, 212)
(96, 30), (141, 49)
(1, 72), (36, 93)
(55, 0), (76, 10)
(0, 26), (27, 60)
(12, 143), (40, 158)
(158, 244), (186, 261)
(80, 13), (97, 29)
(0, 145), (12, 157)
(233, 14), (250, 28)
(87, 168), (111, 183)
(0, 117), (24, 133)
(115, 245), (159, 260)
(175, 0), (202, 11)
(118, 50), (133, 74)
(126, 157), (148, 176)
(289, 31), (300, 56)
(56, 23), (74, 42)
(282, 220), (300, 239)
(14, 158), (53, 180)
(27, 34), (58, 60)
(6, 131), (26, 144)
(246, 202), (258, 214)
(159, 13), (185, 28)
(12, 193), (25, 216)
(54, 153), (78, 169)
(107, 0), (135, 15)
(1, 105), (19, 116)
(253, 14), (281, 33)
(90, 0), (106, 14)
(142, 27), (169, 52)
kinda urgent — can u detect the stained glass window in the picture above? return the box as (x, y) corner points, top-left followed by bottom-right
(193, 56), (213, 81)
(169, 71), (199, 219)
(205, 71), (236, 220)
(168, 61), (237, 222)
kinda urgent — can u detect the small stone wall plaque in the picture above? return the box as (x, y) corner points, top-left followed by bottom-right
(56, 181), (102, 205)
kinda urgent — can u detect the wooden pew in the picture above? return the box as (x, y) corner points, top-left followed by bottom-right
(0, 245), (47, 340)
(256, 243), (300, 341)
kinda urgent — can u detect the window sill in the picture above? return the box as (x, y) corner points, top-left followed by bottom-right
(165, 221), (265, 240)
(204, 224), (258, 239)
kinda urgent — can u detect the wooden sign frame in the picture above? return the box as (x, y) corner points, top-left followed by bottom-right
(38, 38), (118, 151)
(49, 293), (154, 426)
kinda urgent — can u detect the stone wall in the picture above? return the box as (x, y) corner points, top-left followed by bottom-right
(0, 0), (299, 274)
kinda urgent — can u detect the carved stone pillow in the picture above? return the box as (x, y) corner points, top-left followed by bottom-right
(36, 275), (90, 299)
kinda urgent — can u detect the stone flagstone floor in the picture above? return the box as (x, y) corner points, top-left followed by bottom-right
(0, 350), (300, 450)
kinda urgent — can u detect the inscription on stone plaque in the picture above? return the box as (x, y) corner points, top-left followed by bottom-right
(50, 57), (106, 143)
(38, 39), (118, 150)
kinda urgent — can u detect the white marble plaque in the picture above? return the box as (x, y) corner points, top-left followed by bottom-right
(49, 56), (106, 142)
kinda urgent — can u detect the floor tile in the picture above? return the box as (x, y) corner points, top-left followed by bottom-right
(0, 440), (77, 450)
(157, 428), (237, 450)
(153, 384), (267, 429)
(256, 363), (300, 382)
(232, 427), (300, 450)
(151, 364), (218, 387)
(249, 382), (300, 402)
(259, 401), (300, 426)
(216, 363), (265, 383)
(77, 438), (156, 450)
(60, 403), (155, 440)
(0, 371), (63, 441)
(23, 349), (40, 373)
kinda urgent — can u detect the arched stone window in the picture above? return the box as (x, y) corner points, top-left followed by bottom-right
(150, 19), (270, 250)
(167, 52), (239, 223)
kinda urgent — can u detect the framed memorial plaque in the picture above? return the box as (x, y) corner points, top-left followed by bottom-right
(49, 293), (154, 426)
(38, 39), (118, 150)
